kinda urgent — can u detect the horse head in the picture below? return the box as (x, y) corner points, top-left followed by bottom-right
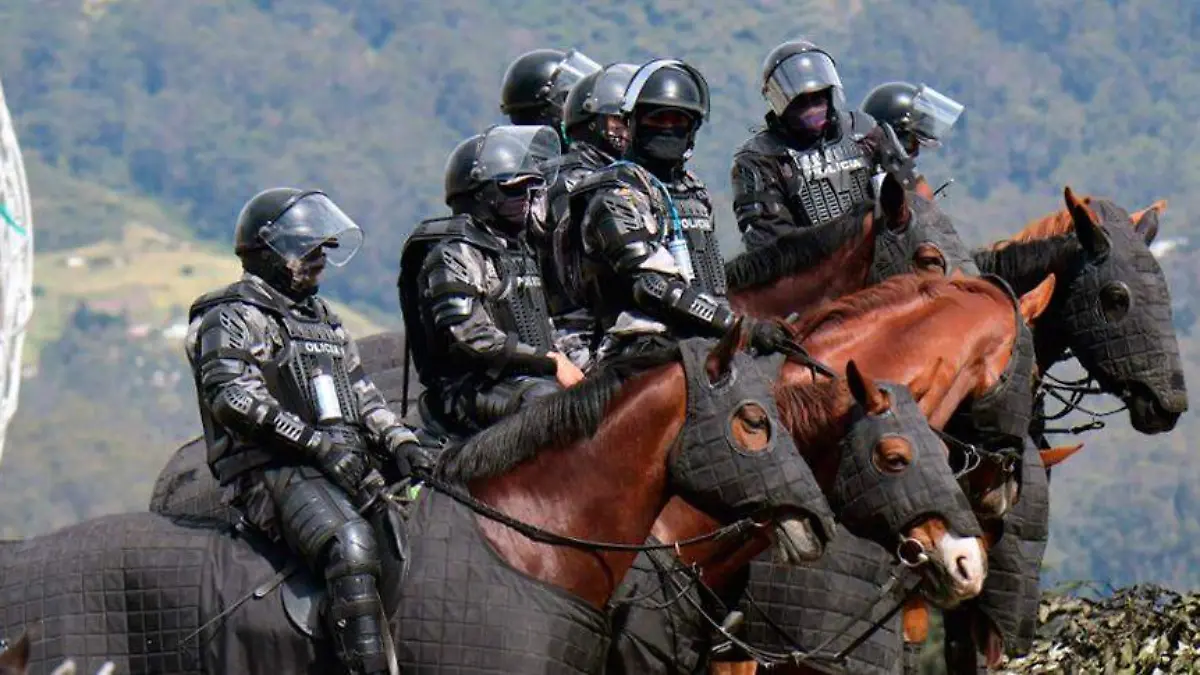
(977, 189), (1187, 434)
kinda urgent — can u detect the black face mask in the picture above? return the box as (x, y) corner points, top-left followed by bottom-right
(485, 183), (547, 237)
(632, 126), (691, 164)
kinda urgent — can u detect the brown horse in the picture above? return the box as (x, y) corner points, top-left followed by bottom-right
(725, 173), (978, 321)
(0, 333), (837, 675)
(607, 272), (1057, 675)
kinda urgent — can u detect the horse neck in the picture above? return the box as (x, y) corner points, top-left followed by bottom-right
(470, 363), (687, 609)
(728, 215), (876, 318)
(976, 235), (1082, 370)
(648, 375), (854, 591)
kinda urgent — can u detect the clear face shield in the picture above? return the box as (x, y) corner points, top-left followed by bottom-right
(583, 63), (640, 117)
(546, 50), (603, 107)
(763, 51), (844, 117)
(909, 85), (964, 146)
(261, 192), (364, 267)
(618, 59), (711, 119)
(475, 125), (562, 234)
(475, 124), (563, 187)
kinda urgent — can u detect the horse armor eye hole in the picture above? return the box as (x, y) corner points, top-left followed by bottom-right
(873, 438), (913, 474)
(730, 402), (772, 453)
(1099, 282), (1132, 323)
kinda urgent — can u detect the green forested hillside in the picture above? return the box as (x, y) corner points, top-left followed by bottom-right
(0, 0), (1197, 589)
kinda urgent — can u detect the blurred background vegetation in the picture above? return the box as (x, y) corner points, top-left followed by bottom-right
(0, 0), (1197, 596)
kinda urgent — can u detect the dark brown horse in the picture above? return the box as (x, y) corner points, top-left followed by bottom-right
(606, 272), (1057, 675)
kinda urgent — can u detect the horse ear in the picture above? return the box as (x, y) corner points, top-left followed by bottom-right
(880, 173), (911, 232)
(846, 360), (888, 414)
(1018, 273), (1056, 324)
(0, 632), (30, 670)
(705, 316), (743, 383)
(1131, 199), (1166, 245)
(1040, 442), (1083, 468)
(1065, 187), (1111, 257)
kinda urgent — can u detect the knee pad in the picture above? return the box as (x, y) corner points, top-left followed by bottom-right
(325, 518), (381, 580)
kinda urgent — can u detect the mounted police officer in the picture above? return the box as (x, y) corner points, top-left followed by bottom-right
(861, 80), (964, 198)
(499, 48), (602, 146)
(186, 188), (434, 675)
(543, 62), (639, 369)
(731, 39), (901, 249)
(564, 59), (789, 365)
(398, 125), (584, 437)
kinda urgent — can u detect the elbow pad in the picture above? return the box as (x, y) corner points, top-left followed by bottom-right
(211, 386), (323, 457)
(632, 272), (736, 334)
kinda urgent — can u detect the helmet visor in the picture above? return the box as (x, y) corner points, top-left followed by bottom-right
(910, 85), (964, 142)
(620, 59), (710, 118)
(476, 125), (563, 188)
(262, 193), (364, 267)
(763, 51), (842, 116)
(584, 63), (639, 116)
(547, 50), (602, 106)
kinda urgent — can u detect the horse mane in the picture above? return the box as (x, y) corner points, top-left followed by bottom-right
(993, 194), (1161, 248)
(788, 274), (978, 342)
(435, 347), (685, 483)
(772, 376), (847, 453)
(724, 201), (875, 291)
(973, 235), (1082, 296)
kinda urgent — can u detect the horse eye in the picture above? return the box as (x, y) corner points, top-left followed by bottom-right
(1099, 282), (1131, 323)
(742, 414), (769, 431)
(885, 454), (910, 472)
(915, 255), (946, 271)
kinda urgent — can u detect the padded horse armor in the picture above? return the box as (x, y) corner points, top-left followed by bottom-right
(867, 192), (981, 284)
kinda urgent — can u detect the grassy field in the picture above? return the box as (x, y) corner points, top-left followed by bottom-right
(26, 222), (387, 365)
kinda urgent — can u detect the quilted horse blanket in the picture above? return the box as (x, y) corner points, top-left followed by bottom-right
(0, 512), (339, 675)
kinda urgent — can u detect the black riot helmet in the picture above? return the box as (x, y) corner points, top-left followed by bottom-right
(562, 62), (638, 156)
(760, 39), (848, 122)
(234, 188), (364, 298)
(617, 59), (711, 169)
(499, 48), (602, 127)
(861, 81), (965, 152)
(443, 125), (562, 234)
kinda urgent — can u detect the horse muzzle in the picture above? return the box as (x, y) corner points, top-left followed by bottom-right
(1125, 378), (1187, 434)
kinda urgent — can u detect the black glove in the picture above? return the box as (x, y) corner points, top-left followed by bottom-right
(746, 317), (792, 355)
(389, 439), (438, 478)
(316, 436), (369, 497)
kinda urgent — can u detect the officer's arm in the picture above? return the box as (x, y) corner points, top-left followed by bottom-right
(861, 124), (920, 190)
(730, 152), (796, 240)
(193, 304), (326, 457)
(341, 329), (421, 449)
(421, 243), (558, 379)
(584, 189), (736, 337)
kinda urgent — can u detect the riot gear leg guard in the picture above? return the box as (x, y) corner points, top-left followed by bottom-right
(266, 467), (392, 675)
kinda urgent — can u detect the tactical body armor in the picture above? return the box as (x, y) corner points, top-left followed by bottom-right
(398, 214), (560, 431)
(190, 279), (364, 483)
(731, 113), (875, 248)
(188, 276), (416, 675)
(565, 160), (734, 362)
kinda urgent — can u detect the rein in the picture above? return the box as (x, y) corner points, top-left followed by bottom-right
(1034, 358), (1127, 435)
(411, 468), (763, 553)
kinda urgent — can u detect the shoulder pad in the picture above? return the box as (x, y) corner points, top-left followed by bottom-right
(678, 170), (707, 190)
(735, 128), (791, 158)
(188, 280), (286, 322)
(569, 161), (650, 198)
(845, 109), (878, 139)
(404, 214), (505, 256)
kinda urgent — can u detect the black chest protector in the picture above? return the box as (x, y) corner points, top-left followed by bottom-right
(779, 124), (874, 228)
(189, 280), (361, 429)
(399, 215), (555, 387)
(568, 162), (728, 304)
(548, 144), (612, 312)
